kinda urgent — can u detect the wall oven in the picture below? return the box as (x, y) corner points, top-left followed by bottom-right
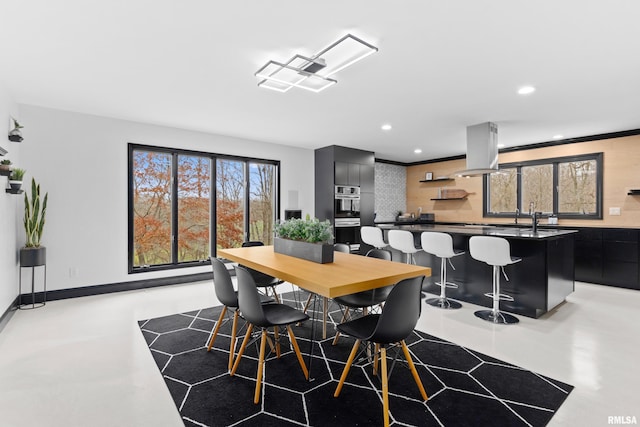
(334, 185), (361, 252)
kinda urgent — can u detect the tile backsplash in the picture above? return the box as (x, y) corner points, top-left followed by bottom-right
(374, 162), (406, 222)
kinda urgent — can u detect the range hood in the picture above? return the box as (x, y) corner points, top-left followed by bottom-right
(455, 122), (499, 176)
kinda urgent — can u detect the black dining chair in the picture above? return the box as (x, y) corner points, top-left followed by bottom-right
(241, 241), (285, 302)
(333, 275), (428, 427)
(230, 266), (310, 404)
(207, 257), (272, 371)
(331, 249), (394, 345)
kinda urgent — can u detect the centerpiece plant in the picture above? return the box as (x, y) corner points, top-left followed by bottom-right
(274, 215), (333, 244)
(273, 215), (335, 263)
(20, 177), (48, 268)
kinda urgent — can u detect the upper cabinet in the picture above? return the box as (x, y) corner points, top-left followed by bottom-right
(335, 161), (361, 187)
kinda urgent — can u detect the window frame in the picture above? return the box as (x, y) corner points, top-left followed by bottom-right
(128, 143), (280, 273)
(483, 152), (603, 220)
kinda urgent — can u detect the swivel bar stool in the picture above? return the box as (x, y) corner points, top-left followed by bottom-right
(360, 226), (388, 255)
(420, 232), (464, 309)
(468, 236), (521, 324)
(388, 229), (419, 264)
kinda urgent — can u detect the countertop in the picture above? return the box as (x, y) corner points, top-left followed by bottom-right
(377, 223), (578, 240)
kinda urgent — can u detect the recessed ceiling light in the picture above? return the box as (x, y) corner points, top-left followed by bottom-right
(517, 86), (536, 95)
(414, 148), (422, 154)
(552, 134), (564, 140)
(381, 124), (392, 131)
(497, 143), (505, 148)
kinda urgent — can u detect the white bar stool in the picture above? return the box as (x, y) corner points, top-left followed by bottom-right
(360, 226), (388, 255)
(388, 229), (419, 264)
(468, 236), (521, 324)
(421, 232), (464, 309)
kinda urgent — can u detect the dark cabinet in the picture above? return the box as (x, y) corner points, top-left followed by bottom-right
(573, 227), (639, 290)
(334, 161), (361, 186)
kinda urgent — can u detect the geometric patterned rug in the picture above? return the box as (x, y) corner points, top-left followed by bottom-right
(138, 291), (573, 426)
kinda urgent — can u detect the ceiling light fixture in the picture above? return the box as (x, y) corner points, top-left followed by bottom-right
(517, 86), (536, 95)
(255, 34), (378, 93)
(381, 124), (392, 131)
(552, 134), (564, 140)
(414, 149), (422, 154)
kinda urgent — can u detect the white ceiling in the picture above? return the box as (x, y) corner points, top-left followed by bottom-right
(2, 0), (640, 163)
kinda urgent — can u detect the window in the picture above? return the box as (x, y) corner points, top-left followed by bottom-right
(484, 153), (602, 219)
(129, 144), (280, 272)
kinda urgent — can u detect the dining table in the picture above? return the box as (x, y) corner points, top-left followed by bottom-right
(217, 245), (431, 339)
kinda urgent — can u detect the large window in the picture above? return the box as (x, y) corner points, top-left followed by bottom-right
(129, 144), (279, 272)
(484, 153), (602, 219)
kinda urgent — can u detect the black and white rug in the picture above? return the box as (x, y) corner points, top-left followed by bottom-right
(139, 291), (573, 426)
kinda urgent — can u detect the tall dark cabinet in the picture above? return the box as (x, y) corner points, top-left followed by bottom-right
(315, 145), (375, 252)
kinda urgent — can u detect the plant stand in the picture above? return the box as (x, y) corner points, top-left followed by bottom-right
(19, 247), (47, 309)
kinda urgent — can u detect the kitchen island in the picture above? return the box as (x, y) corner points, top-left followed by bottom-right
(378, 224), (578, 318)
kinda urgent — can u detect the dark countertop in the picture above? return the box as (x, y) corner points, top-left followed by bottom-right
(377, 223), (578, 240)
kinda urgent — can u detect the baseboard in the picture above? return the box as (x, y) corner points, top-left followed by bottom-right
(16, 272), (214, 305)
(0, 297), (19, 334)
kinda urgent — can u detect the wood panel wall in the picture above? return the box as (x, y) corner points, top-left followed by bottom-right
(406, 134), (640, 228)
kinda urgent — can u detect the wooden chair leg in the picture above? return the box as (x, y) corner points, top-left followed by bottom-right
(332, 307), (350, 346)
(373, 343), (380, 376)
(274, 326), (281, 358)
(334, 339), (361, 397)
(228, 310), (239, 371)
(207, 306), (227, 351)
(230, 324), (253, 376)
(286, 325), (309, 380)
(381, 346), (390, 427)
(323, 297), (328, 339)
(302, 293), (313, 313)
(401, 340), (428, 401)
(270, 286), (281, 303)
(254, 330), (267, 404)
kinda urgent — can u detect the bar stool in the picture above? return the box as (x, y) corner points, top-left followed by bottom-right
(360, 226), (388, 255)
(388, 229), (419, 264)
(468, 236), (521, 324)
(421, 232), (464, 309)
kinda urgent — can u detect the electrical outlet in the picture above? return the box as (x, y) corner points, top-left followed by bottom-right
(609, 207), (621, 216)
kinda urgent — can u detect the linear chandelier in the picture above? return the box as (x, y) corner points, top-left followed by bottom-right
(255, 33), (378, 93)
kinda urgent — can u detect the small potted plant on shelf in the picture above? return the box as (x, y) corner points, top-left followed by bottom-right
(0, 159), (12, 175)
(274, 214), (334, 263)
(8, 118), (24, 142)
(20, 178), (48, 268)
(9, 168), (26, 191)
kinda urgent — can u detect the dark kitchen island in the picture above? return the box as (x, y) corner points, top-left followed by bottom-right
(378, 224), (578, 318)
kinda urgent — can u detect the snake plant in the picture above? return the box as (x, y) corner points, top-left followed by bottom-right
(23, 178), (48, 248)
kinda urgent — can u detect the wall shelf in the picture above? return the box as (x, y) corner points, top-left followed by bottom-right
(628, 190), (640, 195)
(6, 188), (24, 194)
(430, 196), (467, 200)
(0, 169), (11, 177)
(420, 178), (453, 183)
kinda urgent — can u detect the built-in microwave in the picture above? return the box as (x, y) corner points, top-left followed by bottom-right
(334, 186), (360, 218)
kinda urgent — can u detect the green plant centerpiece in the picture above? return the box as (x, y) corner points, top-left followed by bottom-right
(273, 215), (335, 263)
(20, 178), (48, 267)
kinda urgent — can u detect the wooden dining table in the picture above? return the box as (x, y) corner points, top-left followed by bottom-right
(217, 245), (431, 339)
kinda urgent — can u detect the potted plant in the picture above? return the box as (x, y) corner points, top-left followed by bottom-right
(9, 168), (26, 191)
(274, 215), (335, 263)
(8, 118), (24, 142)
(0, 159), (12, 175)
(20, 178), (48, 268)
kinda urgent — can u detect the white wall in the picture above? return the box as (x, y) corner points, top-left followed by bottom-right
(0, 86), (21, 314)
(18, 105), (315, 292)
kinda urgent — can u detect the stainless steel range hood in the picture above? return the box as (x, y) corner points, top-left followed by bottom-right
(455, 122), (499, 176)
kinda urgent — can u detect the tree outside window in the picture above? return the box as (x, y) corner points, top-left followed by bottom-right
(484, 153), (602, 219)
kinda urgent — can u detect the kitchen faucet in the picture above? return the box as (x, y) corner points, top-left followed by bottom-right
(528, 202), (540, 233)
(515, 208), (519, 224)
